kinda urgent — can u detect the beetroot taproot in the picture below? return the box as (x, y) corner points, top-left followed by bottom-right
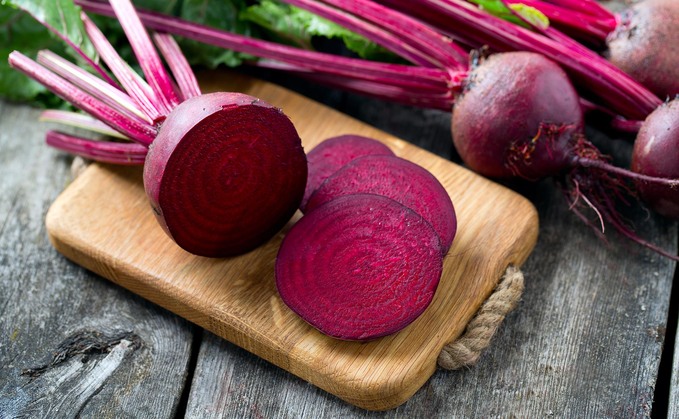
(301, 134), (393, 211)
(275, 193), (443, 341)
(306, 154), (456, 253)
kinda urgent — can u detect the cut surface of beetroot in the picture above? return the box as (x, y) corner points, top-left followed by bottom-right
(144, 92), (307, 257)
(275, 194), (443, 341)
(301, 135), (393, 211)
(305, 154), (456, 253)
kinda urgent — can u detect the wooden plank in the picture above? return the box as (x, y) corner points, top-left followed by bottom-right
(184, 72), (677, 415)
(0, 102), (193, 418)
(45, 73), (538, 411)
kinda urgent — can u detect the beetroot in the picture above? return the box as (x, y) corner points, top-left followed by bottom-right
(9, 0), (307, 257)
(452, 51), (679, 259)
(144, 93), (307, 257)
(275, 194), (443, 341)
(452, 52), (583, 180)
(306, 154), (457, 253)
(301, 135), (393, 211)
(607, 0), (679, 99)
(632, 100), (679, 219)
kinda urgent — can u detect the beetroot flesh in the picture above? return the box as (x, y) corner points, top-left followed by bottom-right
(306, 154), (457, 253)
(452, 52), (583, 180)
(607, 0), (679, 99)
(301, 134), (394, 211)
(275, 193), (443, 341)
(632, 100), (679, 219)
(144, 92), (308, 257)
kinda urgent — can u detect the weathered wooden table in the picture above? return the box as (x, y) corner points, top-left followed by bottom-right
(0, 61), (677, 418)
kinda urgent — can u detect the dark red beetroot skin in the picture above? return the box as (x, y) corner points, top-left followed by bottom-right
(144, 92), (307, 257)
(607, 0), (679, 99)
(306, 154), (457, 253)
(275, 194), (443, 341)
(632, 99), (679, 219)
(301, 134), (393, 211)
(452, 52), (584, 180)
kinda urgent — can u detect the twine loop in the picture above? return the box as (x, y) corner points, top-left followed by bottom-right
(438, 265), (525, 370)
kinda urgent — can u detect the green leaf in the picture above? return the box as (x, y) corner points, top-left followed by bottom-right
(241, 0), (395, 61)
(1, 0), (95, 59)
(178, 0), (255, 68)
(468, 0), (549, 30)
(509, 4), (549, 30)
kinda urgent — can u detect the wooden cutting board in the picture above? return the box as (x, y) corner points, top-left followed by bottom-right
(45, 72), (539, 411)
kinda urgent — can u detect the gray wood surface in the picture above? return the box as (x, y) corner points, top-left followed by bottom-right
(0, 103), (195, 418)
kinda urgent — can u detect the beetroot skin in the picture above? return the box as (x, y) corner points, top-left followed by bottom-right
(452, 52), (583, 180)
(144, 92), (307, 257)
(301, 134), (393, 211)
(632, 99), (679, 219)
(275, 194), (443, 341)
(607, 0), (679, 99)
(306, 154), (456, 253)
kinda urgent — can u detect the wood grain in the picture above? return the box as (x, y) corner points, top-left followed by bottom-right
(44, 73), (538, 410)
(0, 103), (194, 418)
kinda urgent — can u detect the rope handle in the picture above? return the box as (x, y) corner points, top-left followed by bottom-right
(438, 265), (525, 370)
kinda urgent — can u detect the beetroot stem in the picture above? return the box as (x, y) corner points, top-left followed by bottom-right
(36, 50), (150, 124)
(542, 0), (614, 19)
(8, 51), (155, 145)
(376, 0), (660, 120)
(81, 13), (164, 123)
(75, 0), (455, 93)
(39, 110), (127, 139)
(46, 130), (147, 165)
(152, 33), (201, 100)
(109, 0), (180, 113)
(286, 0), (467, 70)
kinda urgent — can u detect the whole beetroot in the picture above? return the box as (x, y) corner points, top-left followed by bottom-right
(632, 99), (679, 219)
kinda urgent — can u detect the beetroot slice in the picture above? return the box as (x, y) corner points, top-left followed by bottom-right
(305, 154), (456, 253)
(144, 92), (307, 257)
(301, 135), (393, 211)
(275, 194), (443, 341)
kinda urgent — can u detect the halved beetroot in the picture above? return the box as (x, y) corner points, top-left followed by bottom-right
(301, 135), (393, 211)
(275, 194), (443, 341)
(305, 154), (456, 253)
(144, 93), (308, 257)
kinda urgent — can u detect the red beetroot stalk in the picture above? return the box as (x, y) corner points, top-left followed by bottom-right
(74, 0), (459, 106)
(46, 131), (147, 165)
(9, 52), (155, 145)
(152, 33), (201, 100)
(478, 0), (679, 99)
(10, 0), (308, 258)
(40, 110), (127, 139)
(504, 0), (616, 43)
(284, 0), (467, 69)
(37, 50), (150, 124)
(374, 0), (661, 120)
(81, 13), (164, 123)
(108, 0), (179, 113)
